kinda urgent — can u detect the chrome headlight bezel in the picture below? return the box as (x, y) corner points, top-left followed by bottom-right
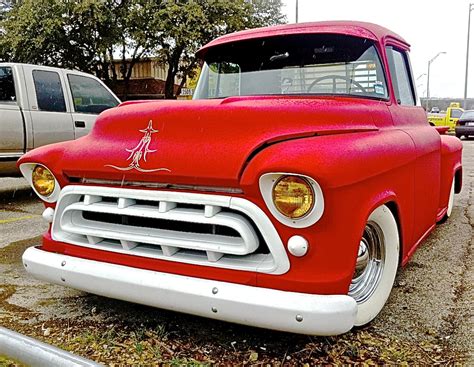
(259, 172), (324, 228)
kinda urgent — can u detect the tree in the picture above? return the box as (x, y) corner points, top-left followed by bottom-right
(0, 0), (156, 97)
(0, 0), (110, 71)
(109, 0), (158, 98)
(0, 0), (285, 98)
(151, 0), (285, 98)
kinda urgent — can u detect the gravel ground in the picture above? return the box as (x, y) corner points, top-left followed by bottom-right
(0, 140), (472, 365)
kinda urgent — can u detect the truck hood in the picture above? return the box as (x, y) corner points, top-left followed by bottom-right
(47, 96), (382, 187)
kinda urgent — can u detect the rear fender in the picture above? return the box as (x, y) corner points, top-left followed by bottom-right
(438, 135), (462, 213)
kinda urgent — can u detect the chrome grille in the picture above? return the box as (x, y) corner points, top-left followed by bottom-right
(51, 186), (290, 274)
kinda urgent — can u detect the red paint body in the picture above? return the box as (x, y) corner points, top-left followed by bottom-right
(19, 22), (462, 296)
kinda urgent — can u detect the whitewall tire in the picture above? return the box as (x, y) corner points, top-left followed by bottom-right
(349, 205), (399, 326)
(439, 177), (455, 223)
(446, 178), (455, 218)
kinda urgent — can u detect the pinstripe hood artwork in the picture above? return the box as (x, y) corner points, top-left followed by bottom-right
(105, 120), (171, 173)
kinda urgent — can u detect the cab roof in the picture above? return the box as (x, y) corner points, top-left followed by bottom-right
(197, 21), (409, 58)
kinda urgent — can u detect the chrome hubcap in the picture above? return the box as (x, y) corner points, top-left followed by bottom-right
(349, 221), (385, 304)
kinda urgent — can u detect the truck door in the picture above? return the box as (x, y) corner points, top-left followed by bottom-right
(0, 65), (24, 156)
(22, 65), (74, 148)
(64, 72), (120, 139)
(449, 108), (463, 129)
(386, 46), (440, 245)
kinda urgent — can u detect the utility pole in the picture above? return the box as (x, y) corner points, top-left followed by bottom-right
(427, 51), (446, 108)
(463, 3), (474, 109)
(295, 0), (298, 23)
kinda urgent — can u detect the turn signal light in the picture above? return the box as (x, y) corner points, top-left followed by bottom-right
(272, 175), (314, 219)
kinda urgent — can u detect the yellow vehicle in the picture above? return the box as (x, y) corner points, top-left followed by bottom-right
(427, 102), (464, 132)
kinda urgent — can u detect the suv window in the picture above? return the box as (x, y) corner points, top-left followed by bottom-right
(68, 74), (118, 114)
(33, 70), (67, 112)
(0, 66), (16, 102)
(386, 47), (415, 106)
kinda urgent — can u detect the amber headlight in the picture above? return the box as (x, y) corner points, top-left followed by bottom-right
(32, 165), (55, 197)
(272, 175), (314, 219)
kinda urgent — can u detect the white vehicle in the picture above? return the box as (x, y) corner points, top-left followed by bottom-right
(0, 63), (120, 176)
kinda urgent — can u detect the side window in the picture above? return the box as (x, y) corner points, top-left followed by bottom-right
(32, 70), (67, 112)
(0, 66), (16, 102)
(386, 47), (415, 106)
(67, 74), (119, 114)
(451, 109), (463, 119)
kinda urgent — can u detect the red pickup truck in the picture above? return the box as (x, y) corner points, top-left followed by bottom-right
(19, 21), (462, 336)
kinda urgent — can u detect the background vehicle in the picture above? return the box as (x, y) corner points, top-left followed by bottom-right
(430, 106), (440, 113)
(18, 22), (462, 336)
(455, 109), (474, 139)
(427, 102), (463, 132)
(0, 63), (120, 176)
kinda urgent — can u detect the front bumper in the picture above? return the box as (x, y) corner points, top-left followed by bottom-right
(23, 246), (357, 335)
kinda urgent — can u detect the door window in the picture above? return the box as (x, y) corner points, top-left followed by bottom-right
(451, 109), (463, 119)
(0, 67), (16, 102)
(67, 74), (118, 114)
(33, 70), (67, 112)
(386, 47), (416, 106)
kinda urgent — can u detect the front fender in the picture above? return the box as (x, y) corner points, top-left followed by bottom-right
(240, 130), (416, 294)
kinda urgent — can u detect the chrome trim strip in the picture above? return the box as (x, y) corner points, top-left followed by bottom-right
(78, 178), (244, 194)
(0, 153), (22, 161)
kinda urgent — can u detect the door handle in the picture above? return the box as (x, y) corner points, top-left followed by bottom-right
(74, 121), (86, 128)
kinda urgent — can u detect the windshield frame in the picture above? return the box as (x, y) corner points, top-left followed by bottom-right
(194, 34), (390, 102)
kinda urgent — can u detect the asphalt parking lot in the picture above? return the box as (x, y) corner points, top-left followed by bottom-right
(0, 140), (473, 365)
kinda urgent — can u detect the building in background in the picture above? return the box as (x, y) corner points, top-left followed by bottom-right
(111, 58), (192, 100)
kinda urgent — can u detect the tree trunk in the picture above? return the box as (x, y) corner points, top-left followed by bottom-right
(164, 66), (177, 99)
(108, 47), (117, 86)
(164, 48), (183, 99)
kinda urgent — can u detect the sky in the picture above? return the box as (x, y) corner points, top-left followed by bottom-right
(282, 0), (474, 99)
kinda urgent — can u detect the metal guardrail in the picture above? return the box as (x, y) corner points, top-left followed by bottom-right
(0, 326), (102, 367)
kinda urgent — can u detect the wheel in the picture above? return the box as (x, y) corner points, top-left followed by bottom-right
(455, 134), (462, 139)
(349, 205), (399, 326)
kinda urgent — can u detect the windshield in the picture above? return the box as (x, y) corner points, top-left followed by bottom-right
(194, 34), (388, 100)
(460, 110), (474, 120)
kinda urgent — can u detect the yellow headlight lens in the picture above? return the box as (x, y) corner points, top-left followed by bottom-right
(32, 165), (55, 197)
(272, 176), (314, 219)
